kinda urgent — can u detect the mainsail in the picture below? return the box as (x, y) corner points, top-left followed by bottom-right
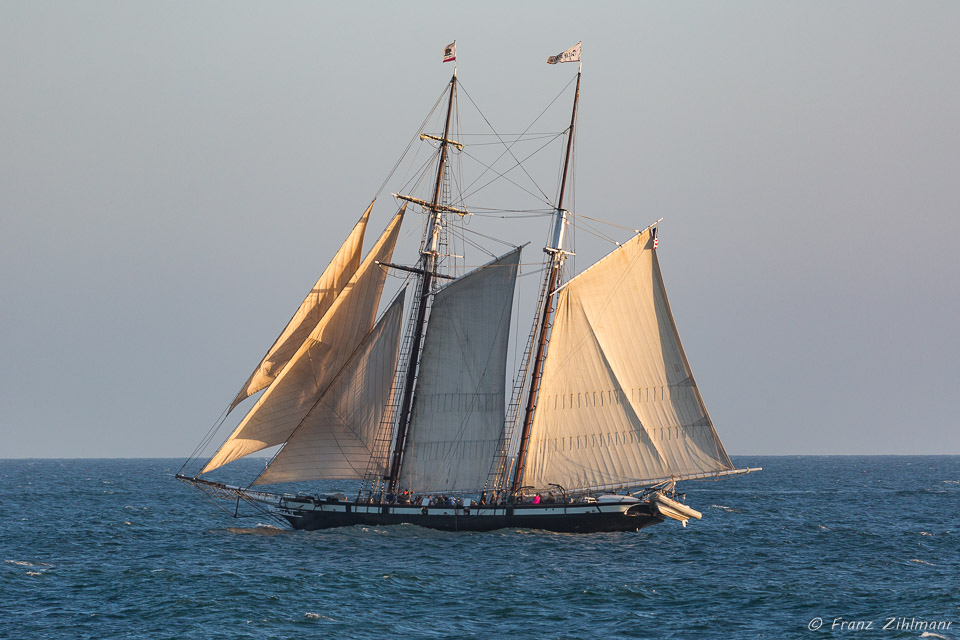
(252, 289), (406, 485)
(520, 228), (734, 491)
(397, 248), (522, 493)
(202, 209), (404, 473)
(228, 204), (371, 413)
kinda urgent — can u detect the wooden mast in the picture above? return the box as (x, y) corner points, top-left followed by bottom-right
(387, 72), (458, 491)
(511, 68), (581, 495)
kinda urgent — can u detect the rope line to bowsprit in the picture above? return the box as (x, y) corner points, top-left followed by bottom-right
(180, 405), (231, 476)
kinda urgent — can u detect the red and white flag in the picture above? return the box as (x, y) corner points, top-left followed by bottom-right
(547, 42), (581, 65)
(652, 226), (659, 249)
(442, 41), (456, 63)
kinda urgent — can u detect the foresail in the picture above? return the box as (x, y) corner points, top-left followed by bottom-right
(397, 248), (521, 493)
(202, 209), (404, 473)
(252, 289), (405, 485)
(520, 229), (733, 492)
(228, 204), (372, 413)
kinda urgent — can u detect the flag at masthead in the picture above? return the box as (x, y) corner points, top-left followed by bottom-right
(546, 42), (581, 64)
(443, 41), (456, 63)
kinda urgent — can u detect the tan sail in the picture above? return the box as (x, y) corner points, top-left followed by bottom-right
(397, 248), (521, 493)
(202, 208), (404, 473)
(252, 289), (406, 485)
(228, 204), (372, 413)
(520, 228), (733, 491)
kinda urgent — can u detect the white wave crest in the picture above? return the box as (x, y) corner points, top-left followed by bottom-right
(305, 612), (335, 621)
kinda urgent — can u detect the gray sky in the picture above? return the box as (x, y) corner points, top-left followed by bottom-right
(2, 2), (958, 458)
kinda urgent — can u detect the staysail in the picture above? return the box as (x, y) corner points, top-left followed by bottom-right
(202, 208), (404, 473)
(397, 248), (521, 493)
(227, 204), (371, 413)
(520, 228), (733, 491)
(252, 289), (406, 485)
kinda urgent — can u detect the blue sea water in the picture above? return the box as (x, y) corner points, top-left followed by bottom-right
(1, 456), (957, 639)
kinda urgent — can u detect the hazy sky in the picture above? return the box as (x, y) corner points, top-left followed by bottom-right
(2, 2), (958, 458)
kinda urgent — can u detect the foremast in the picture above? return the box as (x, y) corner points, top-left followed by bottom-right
(510, 67), (581, 495)
(387, 71), (459, 492)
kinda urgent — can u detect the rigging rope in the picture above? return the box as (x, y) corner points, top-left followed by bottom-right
(569, 218), (620, 246)
(460, 134), (565, 204)
(457, 223), (521, 250)
(570, 210), (644, 233)
(458, 77), (576, 203)
(180, 405), (231, 476)
(373, 86), (448, 200)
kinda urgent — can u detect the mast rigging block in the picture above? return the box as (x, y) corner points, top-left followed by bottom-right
(420, 133), (464, 150)
(375, 261), (456, 280)
(393, 193), (470, 217)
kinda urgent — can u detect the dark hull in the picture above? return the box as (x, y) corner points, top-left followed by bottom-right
(280, 502), (664, 533)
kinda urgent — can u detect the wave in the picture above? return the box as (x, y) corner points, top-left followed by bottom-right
(305, 612), (336, 621)
(5, 560), (52, 568)
(224, 524), (289, 536)
(711, 505), (741, 513)
(6, 560), (52, 576)
(6, 560), (34, 567)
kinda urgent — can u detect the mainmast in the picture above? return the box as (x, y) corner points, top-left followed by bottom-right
(387, 71), (458, 491)
(510, 68), (581, 495)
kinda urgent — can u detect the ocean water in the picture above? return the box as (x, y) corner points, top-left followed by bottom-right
(1, 456), (957, 639)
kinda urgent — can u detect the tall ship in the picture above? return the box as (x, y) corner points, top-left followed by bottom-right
(178, 43), (759, 533)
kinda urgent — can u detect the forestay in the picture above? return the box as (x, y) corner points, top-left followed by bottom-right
(397, 248), (522, 493)
(202, 209), (404, 473)
(521, 229), (733, 491)
(252, 289), (406, 485)
(228, 204), (371, 413)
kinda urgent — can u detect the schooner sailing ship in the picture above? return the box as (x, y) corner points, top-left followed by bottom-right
(178, 42), (759, 533)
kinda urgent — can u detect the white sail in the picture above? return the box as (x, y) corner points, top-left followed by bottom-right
(202, 209), (404, 473)
(252, 289), (405, 485)
(228, 204), (371, 413)
(398, 248), (521, 493)
(520, 229), (733, 491)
